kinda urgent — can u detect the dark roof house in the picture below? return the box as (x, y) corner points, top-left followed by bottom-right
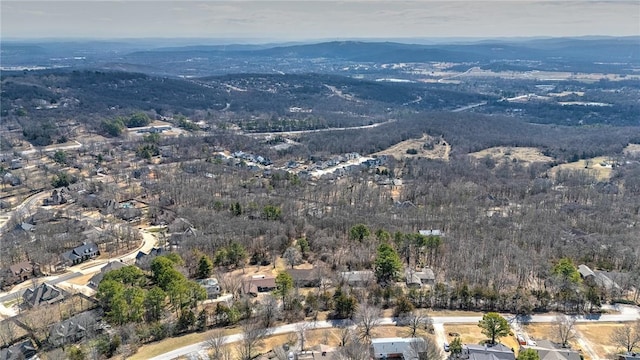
(22, 283), (65, 308)
(88, 261), (126, 289)
(61, 242), (100, 266)
(618, 353), (640, 360)
(242, 275), (276, 296)
(0, 339), (37, 360)
(135, 247), (165, 270)
(287, 268), (321, 288)
(4, 261), (38, 286)
(48, 311), (101, 347)
(462, 344), (516, 360)
(521, 340), (581, 360)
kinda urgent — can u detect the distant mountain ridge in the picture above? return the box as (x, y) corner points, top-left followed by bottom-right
(2, 37), (638, 77)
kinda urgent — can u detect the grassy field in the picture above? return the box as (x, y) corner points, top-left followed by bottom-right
(550, 156), (614, 181)
(468, 146), (554, 165)
(444, 324), (520, 355)
(372, 134), (450, 161)
(576, 323), (627, 360)
(66, 273), (95, 286)
(129, 327), (239, 360)
(623, 143), (640, 156)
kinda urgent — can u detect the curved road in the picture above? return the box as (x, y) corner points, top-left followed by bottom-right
(0, 228), (158, 304)
(149, 305), (640, 360)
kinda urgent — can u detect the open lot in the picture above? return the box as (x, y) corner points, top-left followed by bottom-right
(623, 143), (640, 157)
(550, 156), (614, 181)
(372, 134), (450, 161)
(575, 323), (627, 360)
(468, 146), (554, 166)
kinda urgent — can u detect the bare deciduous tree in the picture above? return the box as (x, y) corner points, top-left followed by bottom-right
(336, 333), (370, 360)
(407, 336), (443, 360)
(259, 295), (281, 328)
(207, 329), (230, 360)
(0, 320), (17, 347)
(402, 309), (433, 337)
(237, 320), (268, 360)
(296, 322), (312, 352)
(355, 303), (381, 343)
(283, 246), (302, 269)
(337, 326), (352, 347)
(610, 321), (640, 353)
(554, 314), (576, 348)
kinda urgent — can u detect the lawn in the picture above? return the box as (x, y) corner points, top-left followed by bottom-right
(576, 323), (627, 360)
(372, 134), (450, 161)
(550, 156), (614, 181)
(444, 324), (520, 355)
(469, 146), (554, 166)
(522, 323), (583, 356)
(129, 327), (238, 360)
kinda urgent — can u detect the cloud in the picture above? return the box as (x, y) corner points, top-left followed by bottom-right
(1, 0), (638, 39)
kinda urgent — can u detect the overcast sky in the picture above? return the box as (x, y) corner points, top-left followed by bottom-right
(2, 1), (639, 41)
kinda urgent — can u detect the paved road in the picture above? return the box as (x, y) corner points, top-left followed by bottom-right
(148, 306), (640, 360)
(0, 190), (48, 234)
(0, 229), (158, 303)
(19, 141), (82, 156)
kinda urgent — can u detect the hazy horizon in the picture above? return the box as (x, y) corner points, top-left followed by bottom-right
(2, 1), (639, 41)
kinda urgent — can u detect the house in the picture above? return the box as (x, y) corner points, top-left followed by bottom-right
(370, 337), (427, 359)
(419, 229), (443, 237)
(135, 247), (165, 270)
(242, 275), (276, 296)
(4, 261), (38, 285)
(48, 310), (101, 347)
(287, 268), (321, 288)
(340, 270), (374, 287)
(578, 264), (596, 281)
(617, 353), (640, 360)
(462, 344), (516, 360)
(9, 159), (23, 170)
(406, 268), (435, 287)
(0, 339), (38, 360)
(16, 222), (35, 232)
(61, 242), (100, 266)
(88, 261), (126, 289)
(521, 340), (581, 360)
(197, 278), (222, 299)
(594, 270), (625, 293)
(2, 173), (21, 187)
(43, 189), (68, 206)
(22, 283), (65, 308)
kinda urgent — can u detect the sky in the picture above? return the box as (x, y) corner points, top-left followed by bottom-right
(1, 1), (639, 41)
